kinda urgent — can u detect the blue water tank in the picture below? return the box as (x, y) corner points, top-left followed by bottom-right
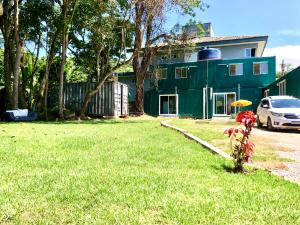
(198, 48), (221, 61)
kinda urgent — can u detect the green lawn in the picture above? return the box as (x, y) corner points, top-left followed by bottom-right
(169, 119), (292, 164)
(0, 118), (299, 224)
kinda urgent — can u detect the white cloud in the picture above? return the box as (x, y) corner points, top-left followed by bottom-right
(279, 30), (300, 37)
(263, 45), (300, 71)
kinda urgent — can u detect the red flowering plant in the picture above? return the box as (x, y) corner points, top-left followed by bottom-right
(224, 111), (256, 172)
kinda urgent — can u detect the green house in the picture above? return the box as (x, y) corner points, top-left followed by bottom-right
(144, 56), (276, 118)
(263, 66), (300, 98)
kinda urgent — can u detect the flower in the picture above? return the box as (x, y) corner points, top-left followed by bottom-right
(224, 128), (244, 137)
(236, 111), (257, 124)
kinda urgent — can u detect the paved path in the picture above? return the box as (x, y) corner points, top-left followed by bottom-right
(252, 128), (300, 184)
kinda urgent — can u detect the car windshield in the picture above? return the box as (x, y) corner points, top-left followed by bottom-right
(271, 99), (300, 108)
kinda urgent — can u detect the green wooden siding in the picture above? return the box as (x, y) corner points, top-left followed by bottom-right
(264, 66), (300, 98)
(145, 56), (276, 117)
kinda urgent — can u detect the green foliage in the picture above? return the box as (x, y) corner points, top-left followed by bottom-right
(0, 119), (299, 224)
(0, 49), (4, 87)
(111, 60), (133, 73)
(65, 57), (88, 82)
(70, 0), (134, 81)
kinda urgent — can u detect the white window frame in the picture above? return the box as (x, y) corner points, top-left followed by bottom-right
(278, 80), (286, 96)
(264, 89), (270, 97)
(154, 68), (167, 80)
(229, 63), (243, 76)
(159, 94), (178, 116)
(175, 67), (188, 79)
(253, 62), (268, 75)
(213, 92), (236, 116)
(245, 48), (256, 58)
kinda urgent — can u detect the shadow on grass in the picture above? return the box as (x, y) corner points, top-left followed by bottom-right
(211, 163), (258, 175)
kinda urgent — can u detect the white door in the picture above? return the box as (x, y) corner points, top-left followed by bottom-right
(213, 93), (236, 116)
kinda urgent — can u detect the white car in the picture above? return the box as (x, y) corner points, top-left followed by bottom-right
(256, 96), (300, 130)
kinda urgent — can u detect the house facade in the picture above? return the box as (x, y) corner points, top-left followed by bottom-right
(152, 35), (268, 65)
(144, 56), (276, 118)
(263, 66), (300, 98)
(118, 23), (276, 117)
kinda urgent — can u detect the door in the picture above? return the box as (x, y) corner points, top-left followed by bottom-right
(213, 93), (236, 116)
(226, 94), (235, 115)
(159, 95), (178, 115)
(214, 93), (225, 115)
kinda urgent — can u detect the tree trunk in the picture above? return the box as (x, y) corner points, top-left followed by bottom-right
(58, 1), (68, 119)
(58, 32), (68, 118)
(79, 75), (107, 118)
(3, 38), (13, 109)
(37, 34), (57, 112)
(135, 71), (145, 113)
(44, 80), (49, 120)
(12, 0), (22, 109)
(1, 0), (13, 109)
(29, 31), (42, 109)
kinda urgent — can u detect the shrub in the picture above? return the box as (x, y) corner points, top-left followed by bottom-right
(224, 111), (256, 172)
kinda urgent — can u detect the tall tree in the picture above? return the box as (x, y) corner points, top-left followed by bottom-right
(69, 0), (135, 118)
(57, 0), (78, 118)
(132, 0), (206, 113)
(0, 0), (24, 109)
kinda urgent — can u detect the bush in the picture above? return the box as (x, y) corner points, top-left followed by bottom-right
(224, 111), (256, 172)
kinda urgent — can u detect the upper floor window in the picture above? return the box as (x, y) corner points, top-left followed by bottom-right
(154, 68), (167, 79)
(161, 55), (168, 60)
(229, 64), (243, 76)
(253, 62), (268, 75)
(245, 48), (256, 57)
(278, 80), (286, 95)
(175, 67), (188, 79)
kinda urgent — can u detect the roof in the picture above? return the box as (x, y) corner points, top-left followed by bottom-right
(266, 96), (297, 100)
(155, 35), (268, 48)
(127, 35), (268, 53)
(264, 66), (300, 90)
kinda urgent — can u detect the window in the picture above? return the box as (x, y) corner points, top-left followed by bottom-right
(260, 99), (270, 108)
(213, 93), (236, 116)
(159, 95), (178, 115)
(245, 48), (256, 57)
(278, 80), (286, 95)
(264, 89), (270, 97)
(154, 68), (167, 79)
(175, 67), (188, 79)
(253, 62), (268, 75)
(161, 55), (168, 60)
(229, 64), (243, 76)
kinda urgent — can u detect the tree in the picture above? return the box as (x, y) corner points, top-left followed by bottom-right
(68, 0), (135, 118)
(277, 59), (293, 79)
(0, 0), (24, 109)
(132, 0), (206, 113)
(57, 0), (78, 118)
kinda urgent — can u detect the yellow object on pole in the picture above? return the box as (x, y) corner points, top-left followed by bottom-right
(231, 100), (252, 107)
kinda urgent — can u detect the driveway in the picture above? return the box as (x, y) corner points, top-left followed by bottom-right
(252, 128), (300, 184)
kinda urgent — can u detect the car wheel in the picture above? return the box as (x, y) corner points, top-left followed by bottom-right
(256, 116), (263, 127)
(267, 117), (274, 130)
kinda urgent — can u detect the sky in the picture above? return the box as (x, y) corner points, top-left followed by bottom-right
(166, 0), (300, 71)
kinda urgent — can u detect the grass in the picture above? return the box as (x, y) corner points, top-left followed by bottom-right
(169, 119), (292, 166)
(0, 118), (300, 224)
